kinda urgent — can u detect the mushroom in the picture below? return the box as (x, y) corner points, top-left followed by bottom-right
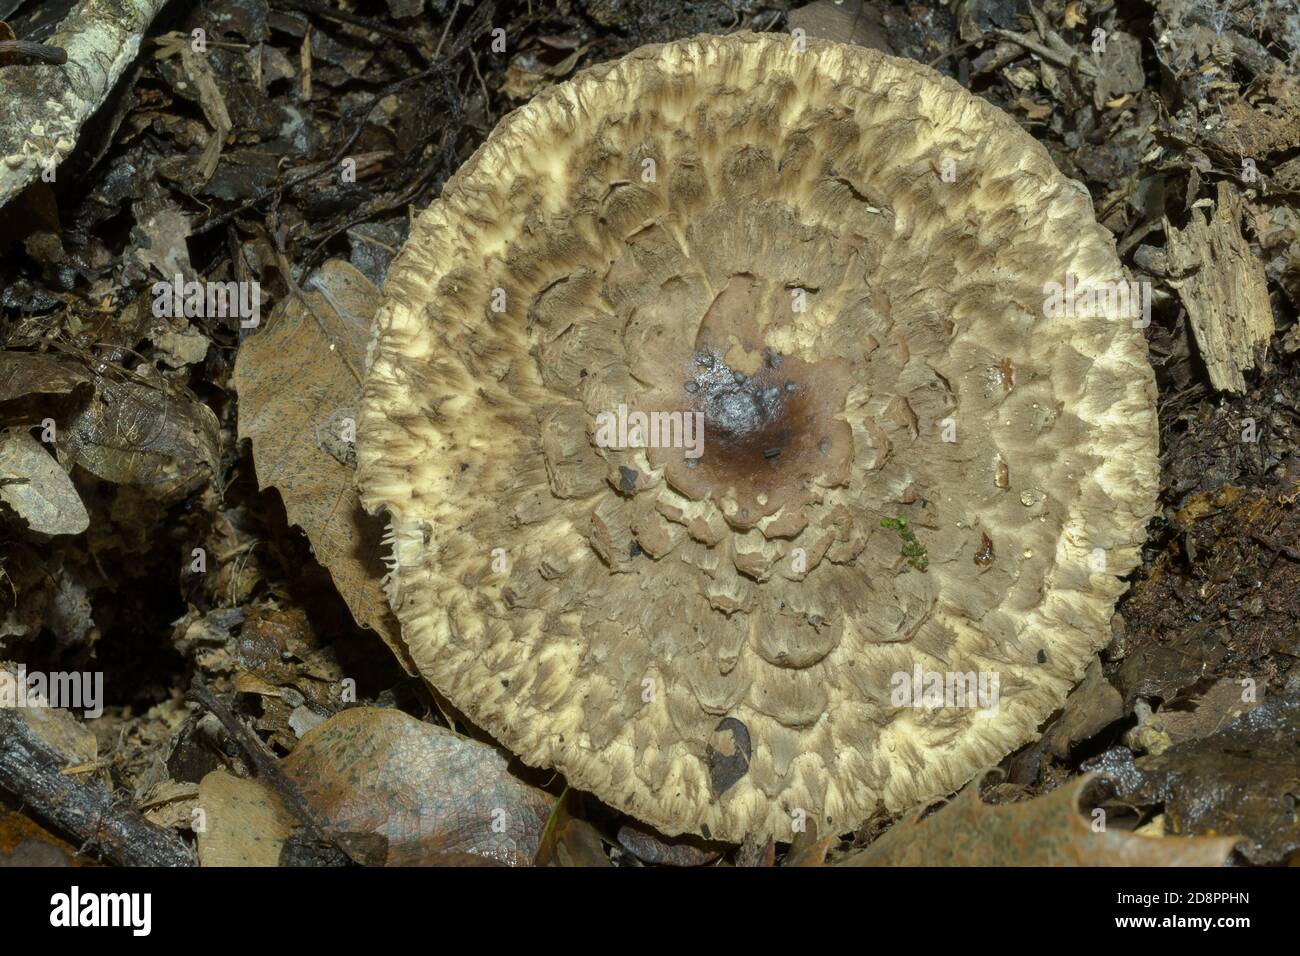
(357, 33), (1158, 841)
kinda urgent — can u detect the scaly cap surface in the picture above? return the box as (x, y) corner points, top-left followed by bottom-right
(357, 32), (1158, 841)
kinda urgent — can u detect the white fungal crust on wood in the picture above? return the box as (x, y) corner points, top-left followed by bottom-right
(357, 32), (1159, 842)
(0, 0), (172, 208)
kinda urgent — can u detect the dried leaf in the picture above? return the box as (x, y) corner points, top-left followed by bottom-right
(0, 352), (90, 402)
(787, 0), (892, 53)
(195, 769), (296, 867)
(234, 258), (411, 671)
(840, 774), (1239, 866)
(0, 808), (90, 867)
(131, 193), (194, 280)
(782, 822), (836, 866)
(536, 789), (610, 867)
(1091, 30), (1145, 109)
(1126, 677), (1259, 756)
(616, 821), (719, 866)
(1092, 693), (1300, 865)
(1043, 656), (1124, 758)
(735, 834), (776, 867)
(61, 376), (220, 495)
(282, 707), (554, 867)
(0, 429), (88, 535)
(0, 668), (97, 762)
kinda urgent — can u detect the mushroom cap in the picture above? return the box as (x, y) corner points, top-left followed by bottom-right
(357, 32), (1158, 841)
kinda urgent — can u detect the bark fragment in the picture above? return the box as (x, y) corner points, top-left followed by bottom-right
(1165, 182), (1275, 393)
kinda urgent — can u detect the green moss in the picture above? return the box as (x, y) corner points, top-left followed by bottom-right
(880, 515), (929, 572)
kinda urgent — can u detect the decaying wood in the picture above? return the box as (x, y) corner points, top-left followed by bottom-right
(0, 708), (195, 867)
(1164, 181), (1275, 393)
(0, 0), (173, 209)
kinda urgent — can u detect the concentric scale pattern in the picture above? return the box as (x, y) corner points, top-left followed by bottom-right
(358, 33), (1158, 841)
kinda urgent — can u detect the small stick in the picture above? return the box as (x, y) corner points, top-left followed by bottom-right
(991, 27), (1101, 77)
(185, 683), (341, 853)
(0, 709), (195, 866)
(0, 40), (68, 65)
(1251, 531), (1300, 562)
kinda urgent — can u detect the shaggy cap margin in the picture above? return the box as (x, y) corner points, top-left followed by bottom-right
(357, 32), (1158, 842)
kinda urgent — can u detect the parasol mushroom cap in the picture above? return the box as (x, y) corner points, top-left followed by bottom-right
(357, 32), (1158, 842)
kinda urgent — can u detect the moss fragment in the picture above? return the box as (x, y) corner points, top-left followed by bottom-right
(881, 515), (929, 572)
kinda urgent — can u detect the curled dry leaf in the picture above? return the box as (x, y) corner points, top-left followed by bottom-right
(0, 428), (89, 535)
(60, 376), (220, 496)
(782, 824), (837, 866)
(839, 774), (1239, 866)
(1093, 693), (1300, 865)
(0, 352), (90, 403)
(616, 821), (719, 866)
(1126, 677), (1259, 756)
(1042, 656), (1124, 759)
(281, 707), (554, 867)
(233, 259), (411, 672)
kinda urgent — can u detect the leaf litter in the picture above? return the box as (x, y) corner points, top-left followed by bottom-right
(0, 0), (1297, 866)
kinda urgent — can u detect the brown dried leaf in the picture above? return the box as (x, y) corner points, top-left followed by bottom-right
(0, 429), (89, 535)
(195, 769), (296, 867)
(1043, 656), (1124, 759)
(61, 376), (220, 495)
(1091, 30), (1145, 109)
(1097, 694), (1300, 865)
(0, 352), (90, 402)
(1126, 678), (1259, 756)
(616, 821), (719, 866)
(787, 0), (892, 53)
(840, 774), (1239, 866)
(233, 259), (411, 672)
(0, 808), (90, 867)
(282, 707), (554, 867)
(782, 822), (836, 866)
(735, 834), (776, 867)
(535, 789), (610, 867)
(0, 668), (97, 763)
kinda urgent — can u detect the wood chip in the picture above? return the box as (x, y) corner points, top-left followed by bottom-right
(1164, 181), (1275, 393)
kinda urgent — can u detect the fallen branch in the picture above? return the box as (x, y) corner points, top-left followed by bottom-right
(0, 0), (173, 209)
(0, 708), (195, 867)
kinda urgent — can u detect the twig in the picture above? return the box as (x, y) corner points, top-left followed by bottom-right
(928, 40), (981, 69)
(0, 709), (195, 867)
(991, 27), (1102, 77)
(270, 0), (430, 50)
(435, 0), (464, 59)
(0, 40), (68, 65)
(1251, 532), (1300, 562)
(266, 217), (366, 384)
(185, 683), (341, 853)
